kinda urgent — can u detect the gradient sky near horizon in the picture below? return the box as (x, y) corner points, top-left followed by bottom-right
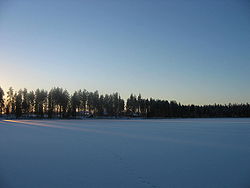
(0, 0), (249, 105)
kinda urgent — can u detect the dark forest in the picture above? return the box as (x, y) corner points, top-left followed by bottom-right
(0, 86), (249, 119)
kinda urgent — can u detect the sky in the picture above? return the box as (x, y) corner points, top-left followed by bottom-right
(0, 0), (249, 105)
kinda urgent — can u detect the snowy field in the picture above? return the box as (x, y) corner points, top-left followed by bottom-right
(0, 118), (250, 188)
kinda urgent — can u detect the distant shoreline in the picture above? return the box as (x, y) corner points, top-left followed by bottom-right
(1, 87), (249, 119)
(1, 116), (250, 121)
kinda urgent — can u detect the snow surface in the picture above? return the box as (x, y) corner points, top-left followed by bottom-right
(0, 118), (250, 188)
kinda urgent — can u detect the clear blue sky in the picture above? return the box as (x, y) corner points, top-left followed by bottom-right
(0, 0), (249, 104)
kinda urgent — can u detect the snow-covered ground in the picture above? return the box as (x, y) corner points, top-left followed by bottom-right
(0, 118), (250, 188)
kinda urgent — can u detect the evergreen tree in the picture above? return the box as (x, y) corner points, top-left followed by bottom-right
(27, 91), (35, 115)
(70, 91), (81, 117)
(15, 90), (22, 118)
(35, 89), (47, 117)
(22, 88), (29, 115)
(0, 87), (4, 115)
(80, 89), (88, 114)
(6, 87), (15, 115)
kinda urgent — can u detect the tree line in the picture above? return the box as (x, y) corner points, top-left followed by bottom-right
(0, 86), (249, 118)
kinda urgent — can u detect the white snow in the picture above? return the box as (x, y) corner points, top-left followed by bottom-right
(0, 118), (250, 188)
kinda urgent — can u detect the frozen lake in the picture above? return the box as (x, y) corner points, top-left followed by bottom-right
(0, 118), (250, 188)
